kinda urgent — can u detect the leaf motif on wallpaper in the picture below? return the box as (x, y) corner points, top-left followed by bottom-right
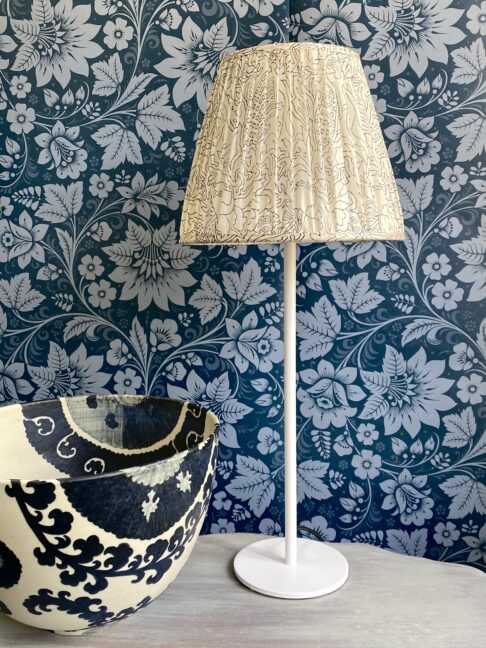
(189, 274), (223, 324)
(0, 274), (45, 312)
(396, 175), (433, 218)
(447, 113), (486, 162)
(135, 86), (184, 150)
(92, 54), (124, 97)
(440, 475), (486, 519)
(442, 407), (476, 448)
(363, 32), (394, 61)
(37, 182), (83, 223)
(118, 73), (156, 108)
(226, 455), (275, 517)
(63, 316), (102, 342)
(329, 273), (384, 314)
(92, 125), (143, 170)
(404, 227), (419, 267)
(222, 258), (276, 305)
(471, 179), (486, 209)
(129, 317), (148, 366)
(452, 220), (486, 302)
(220, 399), (252, 424)
(401, 319), (444, 345)
(364, 5), (396, 31)
(478, 317), (486, 350)
(56, 228), (73, 266)
(0, 307), (6, 340)
(297, 460), (331, 503)
(450, 39), (486, 85)
(386, 529), (427, 557)
(296, 295), (340, 360)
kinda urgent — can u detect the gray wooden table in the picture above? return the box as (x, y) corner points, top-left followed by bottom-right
(1, 533), (485, 648)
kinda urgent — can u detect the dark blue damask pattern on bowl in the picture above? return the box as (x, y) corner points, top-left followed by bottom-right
(0, 0), (484, 572)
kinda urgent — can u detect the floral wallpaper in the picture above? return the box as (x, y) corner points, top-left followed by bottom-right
(0, 0), (485, 570)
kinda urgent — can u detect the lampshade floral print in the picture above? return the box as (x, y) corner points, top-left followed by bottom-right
(0, 0), (484, 573)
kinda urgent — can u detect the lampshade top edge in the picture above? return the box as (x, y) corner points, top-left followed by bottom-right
(220, 42), (361, 67)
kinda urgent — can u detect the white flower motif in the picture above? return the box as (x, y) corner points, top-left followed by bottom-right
(227, 245), (248, 259)
(103, 18), (134, 50)
(35, 121), (87, 180)
(380, 469), (434, 526)
(385, 112), (441, 173)
(6, 103), (35, 135)
(176, 470), (192, 493)
(356, 423), (379, 446)
(78, 254), (104, 281)
(457, 373), (486, 405)
(104, 220), (200, 311)
(440, 166), (468, 193)
(422, 253), (451, 280)
(87, 279), (116, 309)
(364, 0), (465, 77)
(150, 318), (182, 352)
(141, 490), (160, 522)
(156, 17), (235, 111)
(299, 515), (336, 541)
(94, 0), (117, 15)
(89, 173), (114, 199)
(433, 522), (459, 547)
(107, 339), (130, 366)
(10, 75), (31, 99)
(114, 367), (142, 394)
(210, 519), (235, 533)
(299, 361), (365, 428)
(117, 172), (184, 218)
(431, 279), (464, 311)
(221, 311), (284, 374)
(27, 342), (110, 399)
(10, 0), (103, 88)
(364, 64), (384, 89)
(256, 427), (282, 455)
(449, 343), (476, 372)
(360, 346), (455, 438)
(351, 450), (382, 480)
(466, 2), (486, 35)
(299, 0), (370, 46)
(234, 0), (284, 19)
(0, 211), (47, 268)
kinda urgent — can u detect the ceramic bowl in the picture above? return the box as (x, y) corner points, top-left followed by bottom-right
(0, 395), (219, 635)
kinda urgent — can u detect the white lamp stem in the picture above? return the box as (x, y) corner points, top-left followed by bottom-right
(284, 241), (297, 567)
(232, 239), (349, 597)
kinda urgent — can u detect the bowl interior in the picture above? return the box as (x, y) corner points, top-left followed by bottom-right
(0, 395), (219, 481)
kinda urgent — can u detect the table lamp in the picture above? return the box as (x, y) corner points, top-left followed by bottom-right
(179, 42), (404, 599)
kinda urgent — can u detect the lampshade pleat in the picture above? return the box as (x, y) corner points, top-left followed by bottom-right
(180, 43), (404, 245)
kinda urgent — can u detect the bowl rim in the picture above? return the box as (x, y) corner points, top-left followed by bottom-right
(0, 395), (220, 485)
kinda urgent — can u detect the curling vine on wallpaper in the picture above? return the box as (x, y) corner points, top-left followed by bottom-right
(0, 0), (485, 569)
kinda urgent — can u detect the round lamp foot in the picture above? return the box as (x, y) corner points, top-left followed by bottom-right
(233, 537), (348, 599)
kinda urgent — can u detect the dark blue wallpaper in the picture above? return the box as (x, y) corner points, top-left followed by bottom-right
(0, 0), (484, 569)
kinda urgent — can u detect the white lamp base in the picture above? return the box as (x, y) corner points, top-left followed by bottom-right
(233, 537), (349, 599)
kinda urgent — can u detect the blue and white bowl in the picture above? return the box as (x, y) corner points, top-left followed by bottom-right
(0, 395), (219, 635)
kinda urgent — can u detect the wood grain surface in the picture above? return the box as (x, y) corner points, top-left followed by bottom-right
(0, 533), (485, 648)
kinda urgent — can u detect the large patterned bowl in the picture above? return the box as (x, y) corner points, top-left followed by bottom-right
(0, 395), (219, 635)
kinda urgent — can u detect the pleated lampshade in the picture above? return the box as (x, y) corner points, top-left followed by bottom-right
(180, 42), (404, 245)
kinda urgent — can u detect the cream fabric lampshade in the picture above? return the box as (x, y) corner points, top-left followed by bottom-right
(180, 42), (404, 245)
